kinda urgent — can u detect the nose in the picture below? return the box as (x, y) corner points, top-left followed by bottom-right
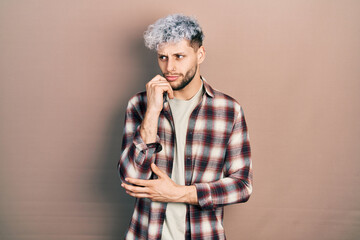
(166, 58), (175, 73)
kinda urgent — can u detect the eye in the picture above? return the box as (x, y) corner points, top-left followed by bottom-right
(158, 55), (167, 61)
(176, 54), (184, 59)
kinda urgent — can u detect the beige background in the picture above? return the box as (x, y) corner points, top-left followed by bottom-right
(1, 0), (359, 239)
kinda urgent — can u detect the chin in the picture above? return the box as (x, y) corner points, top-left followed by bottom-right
(169, 80), (183, 89)
(170, 84), (181, 91)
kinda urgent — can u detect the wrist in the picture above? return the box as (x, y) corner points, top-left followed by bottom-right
(146, 107), (162, 116)
(179, 185), (198, 205)
(139, 124), (157, 144)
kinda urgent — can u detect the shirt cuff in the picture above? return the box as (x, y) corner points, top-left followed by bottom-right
(133, 125), (147, 151)
(194, 183), (213, 210)
(133, 125), (161, 151)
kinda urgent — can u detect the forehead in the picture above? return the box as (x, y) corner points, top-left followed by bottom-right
(157, 39), (195, 54)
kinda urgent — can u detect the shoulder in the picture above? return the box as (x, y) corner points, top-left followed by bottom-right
(128, 91), (147, 105)
(210, 87), (243, 116)
(126, 91), (147, 114)
(209, 89), (248, 131)
(203, 78), (242, 113)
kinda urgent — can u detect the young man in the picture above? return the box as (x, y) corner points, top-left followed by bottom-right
(118, 14), (252, 240)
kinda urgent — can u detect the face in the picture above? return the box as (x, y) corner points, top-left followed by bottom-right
(157, 40), (205, 91)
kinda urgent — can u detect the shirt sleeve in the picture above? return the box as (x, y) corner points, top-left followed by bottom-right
(117, 100), (161, 182)
(194, 106), (252, 210)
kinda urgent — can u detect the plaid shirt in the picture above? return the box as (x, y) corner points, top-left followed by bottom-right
(118, 79), (252, 240)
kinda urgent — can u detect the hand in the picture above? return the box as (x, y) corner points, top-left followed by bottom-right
(145, 75), (174, 114)
(140, 75), (174, 143)
(121, 163), (196, 203)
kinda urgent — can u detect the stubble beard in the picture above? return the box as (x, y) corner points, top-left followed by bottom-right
(164, 65), (198, 91)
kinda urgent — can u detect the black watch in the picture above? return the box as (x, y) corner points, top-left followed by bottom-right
(146, 142), (162, 153)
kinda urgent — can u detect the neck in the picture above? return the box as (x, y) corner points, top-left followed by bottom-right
(173, 72), (202, 100)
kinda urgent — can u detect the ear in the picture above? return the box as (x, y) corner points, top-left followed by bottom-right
(197, 46), (206, 64)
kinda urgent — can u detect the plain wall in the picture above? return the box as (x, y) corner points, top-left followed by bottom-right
(1, 1), (359, 239)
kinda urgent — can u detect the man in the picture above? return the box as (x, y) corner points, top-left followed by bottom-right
(118, 14), (252, 240)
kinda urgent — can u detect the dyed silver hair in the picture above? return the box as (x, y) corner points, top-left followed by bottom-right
(144, 14), (204, 50)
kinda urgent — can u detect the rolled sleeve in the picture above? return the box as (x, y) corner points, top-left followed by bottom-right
(118, 98), (162, 182)
(194, 183), (214, 210)
(132, 125), (161, 165)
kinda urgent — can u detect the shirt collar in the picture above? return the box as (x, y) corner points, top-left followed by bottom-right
(201, 76), (215, 98)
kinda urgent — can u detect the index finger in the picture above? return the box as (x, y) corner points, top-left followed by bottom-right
(164, 84), (174, 99)
(149, 75), (167, 83)
(125, 177), (153, 187)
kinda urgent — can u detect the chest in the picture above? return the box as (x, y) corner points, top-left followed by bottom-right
(155, 105), (234, 184)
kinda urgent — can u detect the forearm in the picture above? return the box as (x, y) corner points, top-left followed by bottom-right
(119, 105), (160, 181)
(140, 110), (160, 144)
(195, 176), (252, 210)
(140, 75), (173, 143)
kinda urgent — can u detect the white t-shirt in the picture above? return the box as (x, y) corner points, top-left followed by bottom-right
(161, 82), (204, 240)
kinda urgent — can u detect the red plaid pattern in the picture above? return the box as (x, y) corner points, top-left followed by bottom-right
(118, 79), (252, 240)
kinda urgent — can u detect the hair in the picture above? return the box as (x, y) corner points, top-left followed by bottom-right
(144, 14), (204, 50)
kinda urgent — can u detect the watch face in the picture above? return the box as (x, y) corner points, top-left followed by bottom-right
(146, 143), (156, 148)
(147, 143), (162, 153)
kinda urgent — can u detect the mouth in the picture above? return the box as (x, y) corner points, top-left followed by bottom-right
(165, 75), (180, 82)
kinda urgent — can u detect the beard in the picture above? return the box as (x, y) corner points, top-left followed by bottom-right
(163, 65), (198, 91)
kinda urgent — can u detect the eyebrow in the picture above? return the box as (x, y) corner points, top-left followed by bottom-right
(157, 52), (186, 56)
